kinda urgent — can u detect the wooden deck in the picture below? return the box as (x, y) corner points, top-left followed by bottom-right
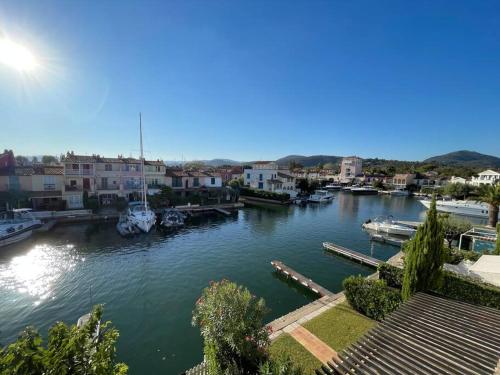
(322, 242), (381, 268)
(271, 261), (334, 297)
(316, 293), (500, 375)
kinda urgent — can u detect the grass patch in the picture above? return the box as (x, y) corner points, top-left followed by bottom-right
(303, 301), (376, 351)
(270, 333), (321, 375)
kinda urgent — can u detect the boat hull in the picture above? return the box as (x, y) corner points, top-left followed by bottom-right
(0, 229), (33, 248)
(419, 200), (499, 219)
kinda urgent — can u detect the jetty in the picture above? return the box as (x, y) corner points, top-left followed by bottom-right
(393, 220), (422, 229)
(322, 242), (381, 268)
(271, 261), (334, 297)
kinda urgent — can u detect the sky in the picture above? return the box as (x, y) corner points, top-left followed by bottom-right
(0, 0), (499, 162)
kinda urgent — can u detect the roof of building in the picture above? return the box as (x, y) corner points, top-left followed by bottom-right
(62, 152), (162, 166)
(0, 165), (63, 176)
(267, 179), (282, 184)
(317, 292), (500, 375)
(277, 172), (294, 178)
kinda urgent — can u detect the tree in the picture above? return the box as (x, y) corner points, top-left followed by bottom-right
(477, 184), (500, 228)
(444, 183), (472, 199)
(373, 180), (384, 189)
(15, 155), (29, 166)
(0, 305), (128, 374)
(440, 215), (472, 249)
(42, 155), (58, 164)
(402, 196), (445, 301)
(192, 280), (270, 374)
(495, 223), (500, 256)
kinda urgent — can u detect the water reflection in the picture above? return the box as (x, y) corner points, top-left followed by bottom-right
(0, 244), (83, 305)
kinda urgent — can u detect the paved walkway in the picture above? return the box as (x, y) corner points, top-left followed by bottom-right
(289, 325), (339, 364)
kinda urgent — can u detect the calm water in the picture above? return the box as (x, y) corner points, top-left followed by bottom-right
(0, 194), (427, 374)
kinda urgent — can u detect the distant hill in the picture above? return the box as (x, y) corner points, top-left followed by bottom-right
(276, 155), (342, 167)
(423, 151), (500, 168)
(165, 159), (241, 167)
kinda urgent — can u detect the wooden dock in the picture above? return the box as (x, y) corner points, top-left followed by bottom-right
(271, 261), (334, 297)
(322, 242), (381, 268)
(394, 220), (423, 229)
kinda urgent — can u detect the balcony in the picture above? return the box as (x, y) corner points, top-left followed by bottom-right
(44, 184), (56, 191)
(65, 185), (82, 191)
(65, 168), (94, 176)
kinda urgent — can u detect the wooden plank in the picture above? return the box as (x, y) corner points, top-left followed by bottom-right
(271, 261), (334, 297)
(322, 242), (381, 268)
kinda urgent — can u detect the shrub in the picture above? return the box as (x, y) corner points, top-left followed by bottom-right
(259, 354), (304, 375)
(377, 263), (403, 288)
(445, 248), (481, 265)
(192, 280), (270, 374)
(115, 197), (128, 211)
(240, 187), (290, 202)
(378, 262), (500, 310)
(435, 271), (500, 310)
(343, 275), (402, 321)
(495, 223), (500, 255)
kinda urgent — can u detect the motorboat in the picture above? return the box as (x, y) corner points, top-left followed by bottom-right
(350, 186), (378, 195)
(324, 183), (341, 190)
(390, 189), (410, 196)
(362, 216), (416, 237)
(419, 199), (499, 219)
(160, 208), (186, 229)
(118, 113), (156, 235)
(0, 208), (42, 247)
(308, 190), (334, 203)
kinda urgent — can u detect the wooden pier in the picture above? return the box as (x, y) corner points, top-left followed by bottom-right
(271, 261), (334, 297)
(322, 242), (381, 268)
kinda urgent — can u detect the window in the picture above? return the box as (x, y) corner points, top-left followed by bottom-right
(70, 180), (77, 186)
(72, 164), (79, 170)
(247, 173), (250, 179)
(258, 182), (263, 189)
(211, 177), (215, 185)
(194, 177), (199, 187)
(105, 164), (112, 171)
(259, 174), (263, 181)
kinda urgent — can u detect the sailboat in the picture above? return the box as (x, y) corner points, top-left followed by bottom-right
(118, 113), (156, 234)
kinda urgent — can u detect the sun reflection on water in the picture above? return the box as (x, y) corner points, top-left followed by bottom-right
(0, 244), (84, 305)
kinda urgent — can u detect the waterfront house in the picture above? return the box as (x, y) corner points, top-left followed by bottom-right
(0, 164), (65, 210)
(450, 176), (468, 184)
(61, 153), (97, 208)
(244, 162), (297, 197)
(165, 169), (222, 198)
(470, 169), (500, 186)
(340, 156), (362, 184)
(216, 166), (243, 184)
(392, 173), (416, 189)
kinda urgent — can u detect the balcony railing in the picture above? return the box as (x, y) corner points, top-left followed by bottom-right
(65, 185), (82, 191)
(44, 184), (56, 191)
(65, 169), (94, 176)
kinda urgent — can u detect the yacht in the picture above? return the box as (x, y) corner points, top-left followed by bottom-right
(0, 209), (42, 247)
(324, 183), (341, 190)
(362, 216), (416, 237)
(117, 113), (156, 234)
(160, 208), (186, 229)
(308, 190), (334, 203)
(350, 186), (378, 195)
(390, 189), (410, 196)
(419, 199), (499, 219)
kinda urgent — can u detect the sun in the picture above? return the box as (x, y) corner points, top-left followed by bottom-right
(0, 38), (38, 72)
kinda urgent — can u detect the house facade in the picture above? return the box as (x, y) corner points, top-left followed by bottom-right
(470, 170), (500, 186)
(243, 162), (297, 197)
(392, 173), (416, 189)
(165, 169), (222, 198)
(340, 157), (363, 183)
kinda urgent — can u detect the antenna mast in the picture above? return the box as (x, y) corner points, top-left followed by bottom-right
(140, 113), (147, 207)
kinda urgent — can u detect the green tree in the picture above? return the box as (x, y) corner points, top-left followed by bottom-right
(440, 215), (472, 249)
(192, 280), (270, 375)
(0, 305), (128, 374)
(41, 155), (58, 164)
(444, 183), (472, 199)
(477, 184), (500, 228)
(402, 196), (445, 301)
(15, 155), (29, 166)
(495, 223), (500, 255)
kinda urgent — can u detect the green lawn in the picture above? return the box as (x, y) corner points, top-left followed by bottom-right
(303, 302), (376, 351)
(270, 333), (322, 375)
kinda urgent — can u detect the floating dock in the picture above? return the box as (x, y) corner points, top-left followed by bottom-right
(271, 261), (334, 297)
(322, 242), (381, 268)
(393, 220), (423, 229)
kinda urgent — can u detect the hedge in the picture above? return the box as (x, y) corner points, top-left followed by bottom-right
(240, 187), (290, 202)
(343, 275), (402, 321)
(377, 262), (500, 310)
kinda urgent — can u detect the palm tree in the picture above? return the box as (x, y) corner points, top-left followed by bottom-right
(477, 184), (500, 228)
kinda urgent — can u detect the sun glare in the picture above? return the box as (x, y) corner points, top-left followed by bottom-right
(0, 38), (38, 72)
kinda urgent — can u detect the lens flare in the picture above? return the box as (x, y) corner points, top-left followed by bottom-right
(0, 38), (38, 72)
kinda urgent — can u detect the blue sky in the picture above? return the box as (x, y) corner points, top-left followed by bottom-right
(0, 0), (499, 162)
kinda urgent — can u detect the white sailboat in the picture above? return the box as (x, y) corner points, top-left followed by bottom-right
(118, 114), (156, 234)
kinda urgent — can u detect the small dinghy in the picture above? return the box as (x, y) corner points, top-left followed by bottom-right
(160, 208), (186, 229)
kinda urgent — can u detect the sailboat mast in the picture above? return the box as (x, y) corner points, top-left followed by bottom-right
(140, 113), (146, 207)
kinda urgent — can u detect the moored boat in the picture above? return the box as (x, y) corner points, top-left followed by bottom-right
(324, 183), (341, 190)
(160, 208), (186, 229)
(362, 216), (416, 237)
(308, 190), (334, 203)
(419, 199), (499, 219)
(0, 209), (42, 248)
(390, 189), (410, 196)
(350, 186), (378, 195)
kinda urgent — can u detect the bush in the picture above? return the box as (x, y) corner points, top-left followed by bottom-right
(378, 262), (500, 310)
(445, 248), (481, 265)
(259, 354), (304, 375)
(496, 223), (500, 255)
(240, 187), (290, 202)
(435, 271), (500, 310)
(377, 263), (403, 288)
(343, 276), (402, 321)
(115, 197), (128, 211)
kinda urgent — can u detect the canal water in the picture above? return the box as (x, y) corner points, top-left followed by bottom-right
(0, 193), (427, 374)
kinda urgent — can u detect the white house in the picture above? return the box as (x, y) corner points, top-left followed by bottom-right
(340, 157), (362, 183)
(450, 176), (468, 184)
(471, 170), (500, 186)
(244, 162), (297, 197)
